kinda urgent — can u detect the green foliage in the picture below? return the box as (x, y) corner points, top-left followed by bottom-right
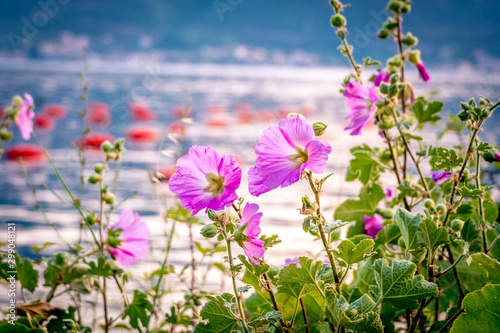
(46, 307), (91, 333)
(451, 284), (500, 333)
(411, 97), (443, 126)
(193, 293), (241, 333)
(346, 145), (384, 185)
(248, 311), (282, 333)
(393, 206), (421, 251)
(372, 258), (439, 309)
(432, 147), (463, 171)
(417, 218), (449, 259)
(16, 256), (38, 293)
(88, 256), (114, 278)
(332, 239), (376, 266)
(468, 253), (500, 285)
(124, 290), (153, 330)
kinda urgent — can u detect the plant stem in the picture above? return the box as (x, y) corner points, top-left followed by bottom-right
(474, 150), (489, 253)
(299, 297), (310, 333)
(306, 172), (340, 292)
(440, 254), (464, 277)
(437, 309), (464, 333)
(445, 244), (465, 304)
(223, 231), (250, 333)
(262, 273), (290, 332)
(98, 177), (109, 333)
(408, 299), (426, 333)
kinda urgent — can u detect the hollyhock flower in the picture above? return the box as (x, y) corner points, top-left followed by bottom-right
(16, 93), (35, 141)
(169, 146), (241, 215)
(385, 188), (394, 200)
(236, 203), (265, 264)
(284, 258), (300, 266)
(364, 213), (384, 239)
(343, 78), (381, 136)
(495, 153), (500, 162)
(431, 170), (451, 185)
(248, 115), (332, 196)
(374, 69), (390, 87)
(416, 61), (430, 82)
(106, 209), (150, 267)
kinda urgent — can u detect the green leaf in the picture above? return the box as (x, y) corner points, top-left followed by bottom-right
(277, 257), (326, 298)
(260, 234), (282, 250)
(124, 290), (153, 330)
(194, 293), (241, 333)
(248, 311), (282, 333)
(458, 186), (484, 198)
(347, 145), (384, 185)
(325, 286), (384, 333)
(450, 284), (500, 333)
(17, 256), (38, 293)
(394, 206), (422, 251)
(433, 148), (463, 171)
(88, 257), (113, 278)
(332, 239), (376, 265)
(468, 253), (500, 285)
(372, 258), (439, 309)
(374, 223), (401, 246)
(411, 98), (443, 126)
(417, 218), (449, 257)
(245, 292), (275, 320)
(46, 307), (91, 333)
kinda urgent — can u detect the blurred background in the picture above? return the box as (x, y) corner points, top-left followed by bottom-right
(0, 0), (499, 261)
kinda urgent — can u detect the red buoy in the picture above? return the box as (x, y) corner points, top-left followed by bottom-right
(88, 102), (111, 125)
(34, 113), (55, 131)
(126, 126), (159, 143)
(44, 104), (67, 119)
(5, 144), (45, 162)
(130, 102), (155, 121)
(76, 133), (114, 149)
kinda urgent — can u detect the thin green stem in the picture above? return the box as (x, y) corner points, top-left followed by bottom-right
(475, 150), (488, 253)
(437, 309), (464, 333)
(306, 172), (340, 292)
(98, 176), (109, 333)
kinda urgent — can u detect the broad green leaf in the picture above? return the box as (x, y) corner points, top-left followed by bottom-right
(325, 286), (383, 333)
(451, 284), (500, 333)
(194, 293), (241, 333)
(17, 256), (38, 293)
(372, 258), (438, 309)
(348, 147), (384, 185)
(277, 257), (325, 298)
(248, 311), (282, 333)
(417, 218), (449, 257)
(245, 292), (274, 320)
(88, 257), (113, 278)
(411, 98), (443, 126)
(433, 148), (463, 171)
(124, 290), (153, 330)
(332, 239), (376, 265)
(394, 206), (422, 250)
(468, 253), (500, 285)
(0, 323), (45, 333)
(46, 307), (91, 333)
(374, 223), (401, 246)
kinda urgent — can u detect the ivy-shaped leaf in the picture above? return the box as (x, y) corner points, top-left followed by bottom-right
(260, 234), (282, 250)
(347, 145), (384, 185)
(411, 97), (443, 126)
(417, 218), (449, 257)
(332, 239), (376, 265)
(468, 253), (500, 285)
(458, 186), (484, 198)
(248, 311), (282, 333)
(325, 286), (383, 333)
(124, 290), (153, 330)
(193, 293), (240, 333)
(372, 258), (438, 309)
(277, 257), (325, 298)
(394, 206), (422, 251)
(17, 256), (38, 293)
(434, 148), (463, 171)
(88, 257), (113, 278)
(451, 284), (500, 333)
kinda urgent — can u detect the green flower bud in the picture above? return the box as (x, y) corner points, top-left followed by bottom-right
(378, 28), (390, 39)
(480, 108), (490, 120)
(85, 211), (98, 226)
(389, 73), (399, 84)
(301, 195), (316, 215)
(375, 207), (393, 219)
(207, 209), (218, 221)
(378, 116), (396, 130)
(87, 173), (101, 185)
(114, 138), (126, 151)
(408, 50), (421, 65)
(457, 110), (469, 121)
(0, 129), (13, 142)
(384, 18), (398, 30)
(483, 152), (498, 163)
(312, 121), (328, 136)
(402, 33), (418, 47)
(101, 141), (113, 153)
(337, 30), (347, 40)
(401, 4), (411, 14)
(330, 14), (346, 28)
(380, 82), (390, 94)
(424, 199), (435, 210)
(388, 84), (398, 97)
(12, 95), (23, 108)
(388, 1), (401, 12)
(103, 192), (116, 205)
(107, 227), (122, 248)
(450, 219), (464, 232)
(436, 204), (447, 215)
(94, 163), (105, 174)
(387, 55), (403, 68)
(200, 224), (218, 238)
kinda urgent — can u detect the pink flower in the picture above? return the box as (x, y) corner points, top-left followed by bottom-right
(343, 78), (381, 136)
(385, 188), (394, 200)
(374, 70), (390, 87)
(248, 115), (332, 196)
(494, 153), (500, 162)
(364, 214), (384, 239)
(238, 203), (265, 264)
(284, 258), (300, 266)
(16, 93), (35, 140)
(431, 170), (451, 185)
(416, 61), (430, 82)
(107, 209), (150, 267)
(169, 146), (241, 215)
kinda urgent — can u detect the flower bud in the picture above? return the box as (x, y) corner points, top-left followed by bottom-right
(378, 28), (390, 39)
(12, 95), (23, 108)
(103, 192), (116, 205)
(375, 207), (393, 219)
(312, 121), (328, 136)
(436, 204), (447, 215)
(114, 138), (126, 152)
(330, 14), (346, 28)
(388, 1), (401, 12)
(87, 173), (101, 185)
(378, 116), (395, 130)
(101, 141), (113, 153)
(387, 55), (403, 68)
(483, 152), (500, 163)
(480, 108), (490, 120)
(389, 74), (399, 84)
(301, 195), (316, 215)
(388, 84), (398, 97)
(94, 163), (105, 174)
(380, 83), (390, 94)
(457, 110), (469, 121)
(383, 18), (398, 30)
(402, 32), (418, 47)
(424, 199), (435, 210)
(401, 4), (411, 13)
(450, 219), (464, 232)
(85, 211), (98, 226)
(337, 30), (347, 40)
(408, 50), (421, 65)
(200, 224), (218, 238)
(0, 129), (13, 141)
(207, 209), (218, 221)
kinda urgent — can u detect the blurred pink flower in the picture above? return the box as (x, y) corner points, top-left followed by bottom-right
(284, 257), (300, 266)
(107, 209), (150, 267)
(364, 213), (384, 238)
(431, 170), (451, 185)
(343, 78), (381, 136)
(16, 93), (35, 140)
(169, 146), (241, 215)
(238, 203), (265, 264)
(248, 115), (332, 196)
(385, 188), (394, 200)
(416, 61), (430, 82)
(374, 70), (390, 87)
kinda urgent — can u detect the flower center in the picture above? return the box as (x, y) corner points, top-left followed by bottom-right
(290, 148), (309, 168)
(205, 173), (225, 196)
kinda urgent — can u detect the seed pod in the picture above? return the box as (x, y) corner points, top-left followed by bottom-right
(331, 14), (346, 28)
(200, 224), (218, 238)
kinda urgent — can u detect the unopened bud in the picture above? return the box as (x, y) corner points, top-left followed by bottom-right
(200, 224), (218, 238)
(378, 29), (390, 39)
(378, 116), (395, 130)
(388, 1), (401, 12)
(450, 219), (464, 232)
(12, 95), (23, 108)
(424, 199), (435, 210)
(389, 74), (399, 84)
(312, 121), (328, 136)
(101, 141), (113, 153)
(301, 195), (316, 215)
(87, 174), (101, 185)
(207, 209), (218, 221)
(0, 129), (13, 141)
(103, 192), (115, 205)
(380, 83), (390, 94)
(94, 163), (105, 174)
(388, 84), (398, 97)
(402, 33), (418, 47)
(436, 204), (447, 215)
(457, 110), (469, 121)
(387, 55), (403, 68)
(383, 18), (398, 30)
(85, 211), (98, 226)
(480, 108), (490, 120)
(401, 4), (411, 14)
(483, 152), (499, 163)
(330, 14), (346, 28)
